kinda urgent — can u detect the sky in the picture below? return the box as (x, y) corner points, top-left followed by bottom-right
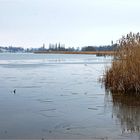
(0, 0), (140, 48)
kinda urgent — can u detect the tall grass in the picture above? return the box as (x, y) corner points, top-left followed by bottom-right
(104, 32), (140, 93)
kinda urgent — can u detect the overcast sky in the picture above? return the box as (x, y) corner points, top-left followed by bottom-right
(0, 0), (140, 48)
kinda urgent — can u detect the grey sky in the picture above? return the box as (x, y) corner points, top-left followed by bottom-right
(0, 0), (140, 48)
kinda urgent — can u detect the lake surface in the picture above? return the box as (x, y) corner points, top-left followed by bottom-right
(0, 53), (140, 139)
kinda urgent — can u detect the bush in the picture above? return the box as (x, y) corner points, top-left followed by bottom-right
(104, 32), (140, 93)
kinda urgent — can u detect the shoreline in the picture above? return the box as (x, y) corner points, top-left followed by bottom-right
(34, 51), (115, 55)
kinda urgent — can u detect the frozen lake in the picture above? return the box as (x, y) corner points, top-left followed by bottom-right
(0, 53), (140, 139)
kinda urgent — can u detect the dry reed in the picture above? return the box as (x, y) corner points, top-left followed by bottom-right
(104, 32), (140, 93)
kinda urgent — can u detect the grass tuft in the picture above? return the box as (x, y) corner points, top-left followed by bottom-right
(104, 32), (140, 93)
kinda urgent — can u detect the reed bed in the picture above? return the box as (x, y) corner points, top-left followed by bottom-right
(104, 32), (140, 93)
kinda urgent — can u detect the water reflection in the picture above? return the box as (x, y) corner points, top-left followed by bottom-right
(108, 92), (140, 134)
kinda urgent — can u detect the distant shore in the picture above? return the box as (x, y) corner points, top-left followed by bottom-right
(34, 51), (115, 55)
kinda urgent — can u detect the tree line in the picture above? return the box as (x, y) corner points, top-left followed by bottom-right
(0, 43), (117, 53)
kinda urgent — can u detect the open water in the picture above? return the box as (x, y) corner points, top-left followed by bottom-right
(0, 53), (139, 139)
